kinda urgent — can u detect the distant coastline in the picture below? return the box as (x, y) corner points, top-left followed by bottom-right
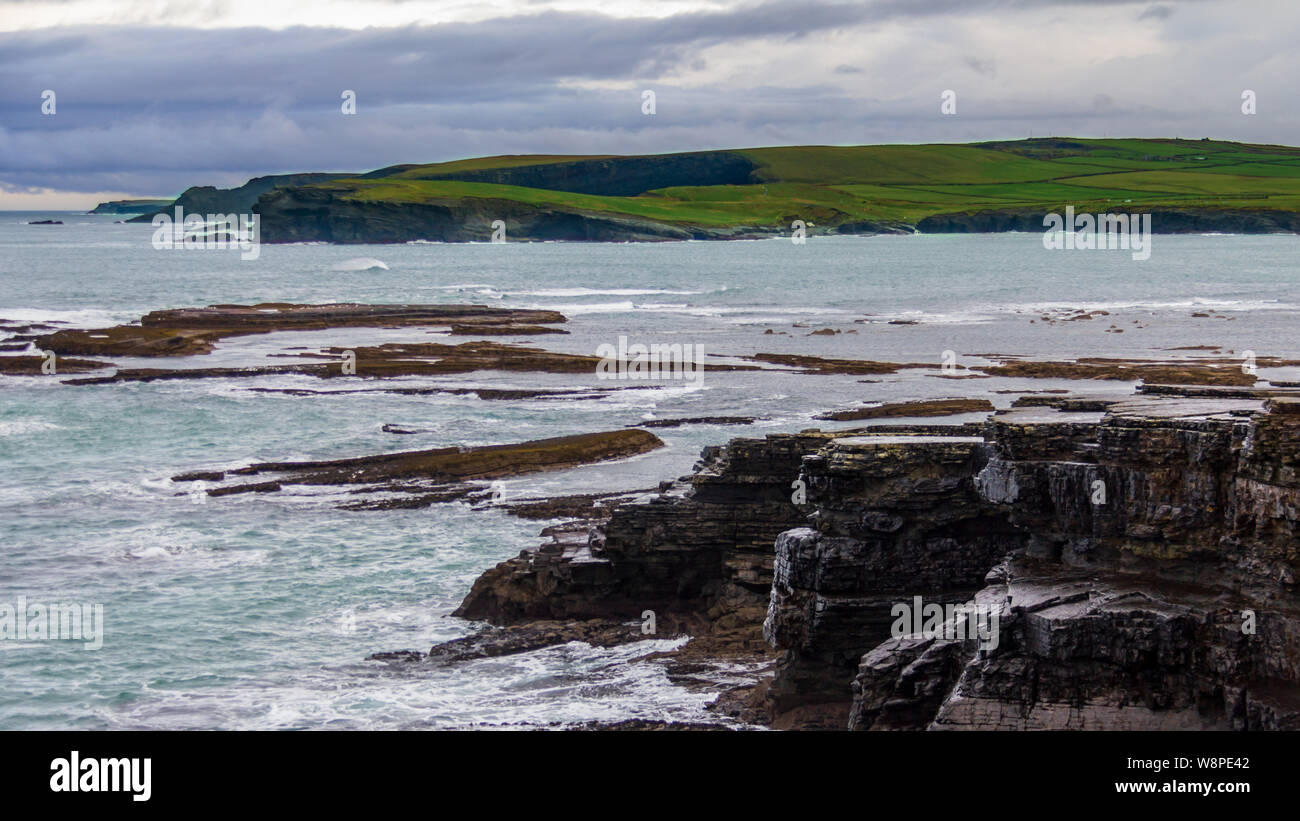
(95, 138), (1300, 243)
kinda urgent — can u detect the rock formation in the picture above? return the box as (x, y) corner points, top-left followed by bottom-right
(170, 429), (665, 511)
(436, 392), (1300, 730)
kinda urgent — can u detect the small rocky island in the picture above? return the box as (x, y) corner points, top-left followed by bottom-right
(388, 386), (1300, 730)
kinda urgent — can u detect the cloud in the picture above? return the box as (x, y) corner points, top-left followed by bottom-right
(0, 0), (1295, 203)
(1138, 4), (1175, 20)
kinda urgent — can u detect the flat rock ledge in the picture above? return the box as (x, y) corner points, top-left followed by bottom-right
(170, 429), (664, 510)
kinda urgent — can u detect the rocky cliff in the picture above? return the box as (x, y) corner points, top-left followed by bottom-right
(454, 430), (830, 628)
(89, 198), (172, 215)
(915, 207), (1300, 234)
(762, 432), (1024, 727)
(799, 397), (1300, 730)
(256, 195), (1298, 244)
(253, 185), (739, 243)
(442, 393), (1300, 729)
(127, 172), (353, 222)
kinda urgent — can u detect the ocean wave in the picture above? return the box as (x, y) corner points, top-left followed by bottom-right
(1005, 297), (1295, 314)
(417, 284), (505, 299)
(854, 310), (998, 326)
(331, 257), (389, 272)
(99, 635), (721, 730)
(0, 419), (63, 437)
(0, 307), (128, 327)
(511, 287), (716, 297)
(528, 301), (854, 318)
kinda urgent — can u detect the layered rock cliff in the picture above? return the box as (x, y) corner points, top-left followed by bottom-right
(809, 397), (1300, 730)
(762, 432), (1025, 727)
(915, 207), (1300, 234)
(254, 185), (724, 243)
(439, 393), (1300, 729)
(454, 430), (831, 630)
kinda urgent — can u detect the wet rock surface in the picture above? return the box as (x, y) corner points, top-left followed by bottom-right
(0, 355), (112, 374)
(35, 302), (567, 358)
(170, 429), (664, 509)
(630, 416), (757, 428)
(815, 397), (995, 421)
(980, 356), (1266, 386)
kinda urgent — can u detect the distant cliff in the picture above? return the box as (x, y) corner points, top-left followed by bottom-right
(140, 138), (1300, 241)
(89, 199), (172, 215)
(126, 172), (354, 222)
(253, 184), (829, 242)
(915, 207), (1300, 234)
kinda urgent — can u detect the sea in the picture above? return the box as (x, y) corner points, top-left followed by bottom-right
(2, 212), (1297, 729)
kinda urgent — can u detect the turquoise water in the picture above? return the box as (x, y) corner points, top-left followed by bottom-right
(2, 213), (1298, 729)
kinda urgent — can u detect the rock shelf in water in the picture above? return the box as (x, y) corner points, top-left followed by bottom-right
(33, 302), (568, 358)
(171, 429), (665, 507)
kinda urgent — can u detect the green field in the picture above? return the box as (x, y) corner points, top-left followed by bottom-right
(301, 138), (1300, 228)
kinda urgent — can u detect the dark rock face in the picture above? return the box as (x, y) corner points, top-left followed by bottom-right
(838, 397), (1300, 730)
(973, 398), (1300, 593)
(414, 151), (759, 197)
(761, 434), (1025, 727)
(916, 207), (1300, 234)
(832, 220), (913, 235)
(255, 195), (1300, 243)
(440, 424), (988, 721)
(453, 432), (835, 626)
(0, 354), (109, 374)
(911, 561), (1300, 730)
(439, 433), (852, 720)
(436, 393), (1300, 730)
(254, 186), (722, 244)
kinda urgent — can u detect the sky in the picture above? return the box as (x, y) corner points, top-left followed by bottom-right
(1, 0), (1297, 209)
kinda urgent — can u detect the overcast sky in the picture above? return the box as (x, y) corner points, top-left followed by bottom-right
(2, 0), (1297, 208)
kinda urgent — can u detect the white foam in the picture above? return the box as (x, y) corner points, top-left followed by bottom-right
(0, 308), (127, 327)
(1008, 297), (1294, 314)
(126, 546), (174, 560)
(332, 257), (389, 272)
(0, 419), (62, 437)
(513, 288), (710, 297)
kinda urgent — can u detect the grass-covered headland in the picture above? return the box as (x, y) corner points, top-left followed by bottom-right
(127, 138), (1300, 242)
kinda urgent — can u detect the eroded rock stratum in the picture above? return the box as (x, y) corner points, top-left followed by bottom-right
(428, 393), (1300, 729)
